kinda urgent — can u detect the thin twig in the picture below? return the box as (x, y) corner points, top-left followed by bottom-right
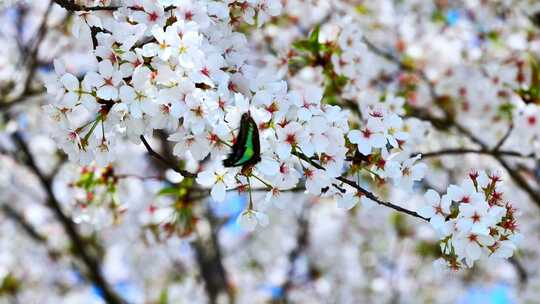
(139, 135), (197, 178)
(493, 124), (514, 151)
(292, 150), (429, 221)
(1, 204), (47, 243)
(416, 148), (531, 159)
(362, 36), (437, 99)
(362, 37), (540, 210)
(53, 0), (118, 11)
(0, 3), (51, 111)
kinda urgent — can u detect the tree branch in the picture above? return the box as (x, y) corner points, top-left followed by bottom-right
(0, 2), (51, 111)
(493, 124), (514, 152)
(139, 135), (197, 178)
(361, 36), (437, 99)
(276, 204), (311, 302)
(417, 148), (532, 159)
(509, 256), (528, 285)
(53, 0), (118, 11)
(292, 151), (429, 221)
(362, 37), (540, 210)
(11, 132), (124, 304)
(1, 204), (47, 244)
(145, 133), (232, 303)
(193, 208), (234, 304)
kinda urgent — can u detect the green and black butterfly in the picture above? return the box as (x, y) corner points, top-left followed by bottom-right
(223, 113), (261, 168)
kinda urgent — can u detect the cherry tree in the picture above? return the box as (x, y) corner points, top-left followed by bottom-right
(0, 0), (539, 303)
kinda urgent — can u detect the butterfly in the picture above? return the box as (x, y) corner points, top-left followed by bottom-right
(223, 113), (261, 169)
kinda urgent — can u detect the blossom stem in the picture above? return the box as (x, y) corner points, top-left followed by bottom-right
(82, 115), (101, 145)
(251, 174), (273, 189)
(247, 176), (254, 210)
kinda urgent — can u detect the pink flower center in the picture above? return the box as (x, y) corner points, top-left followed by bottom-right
(148, 11), (159, 22)
(201, 67), (210, 77)
(361, 128), (372, 138)
(304, 169), (314, 179)
(286, 134), (296, 145)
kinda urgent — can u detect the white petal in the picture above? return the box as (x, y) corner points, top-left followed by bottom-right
(196, 170), (215, 187)
(466, 242), (481, 261)
(256, 159), (279, 176)
(98, 60), (114, 78)
(430, 215), (445, 229)
(60, 74), (79, 91)
(348, 130), (362, 144)
(276, 143), (291, 160)
(237, 211), (257, 231)
(418, 205), (435, 218)
(97, 86), (118, 100)
(61, 92), (78, 107)
(424, 189), (440, 205)
(370, 134), (387, 148)
(141, 43), (159, 57)
(447, 185), (463, 201)
(211, 183), (226, 202)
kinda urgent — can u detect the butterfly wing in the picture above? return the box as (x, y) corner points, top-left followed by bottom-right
(223, 114), (249, 167)
(223, 114), (261, 168)
(233, 116), (261, 167)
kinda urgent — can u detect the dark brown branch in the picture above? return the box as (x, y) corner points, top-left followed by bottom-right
(449, 120), (540, 208)
(276, 204), (310, 302)
(11, 132), (124, 304)
(416, 103), (540, 209)
(1, 204), (65, 261)
(362, 37), (437, 100)
(146, 133), (232, 303)
(53, 0), (118, 11)
(362, 37), (540, 210)
(0, 88), (45, 111)
(139, 135), (197, 178)
(193, 209), (234, 304)
(417, 148), (531, 159)
(509, 256), (528, 285)
(496, 156), (540, 206)
(0, 3), (51, 111)
(493, 124), (514, 152)
(52, 1), (176, 12)
(292, 151), (429, 221)
(1, 204), (47, 243)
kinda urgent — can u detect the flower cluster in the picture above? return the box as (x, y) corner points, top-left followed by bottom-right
(2, 0), (539, 300)
(330, 91), (428, 209)
(419, 171), (520, 269)
(44, 0), (428, 231)
(63, 165), (127, 227)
